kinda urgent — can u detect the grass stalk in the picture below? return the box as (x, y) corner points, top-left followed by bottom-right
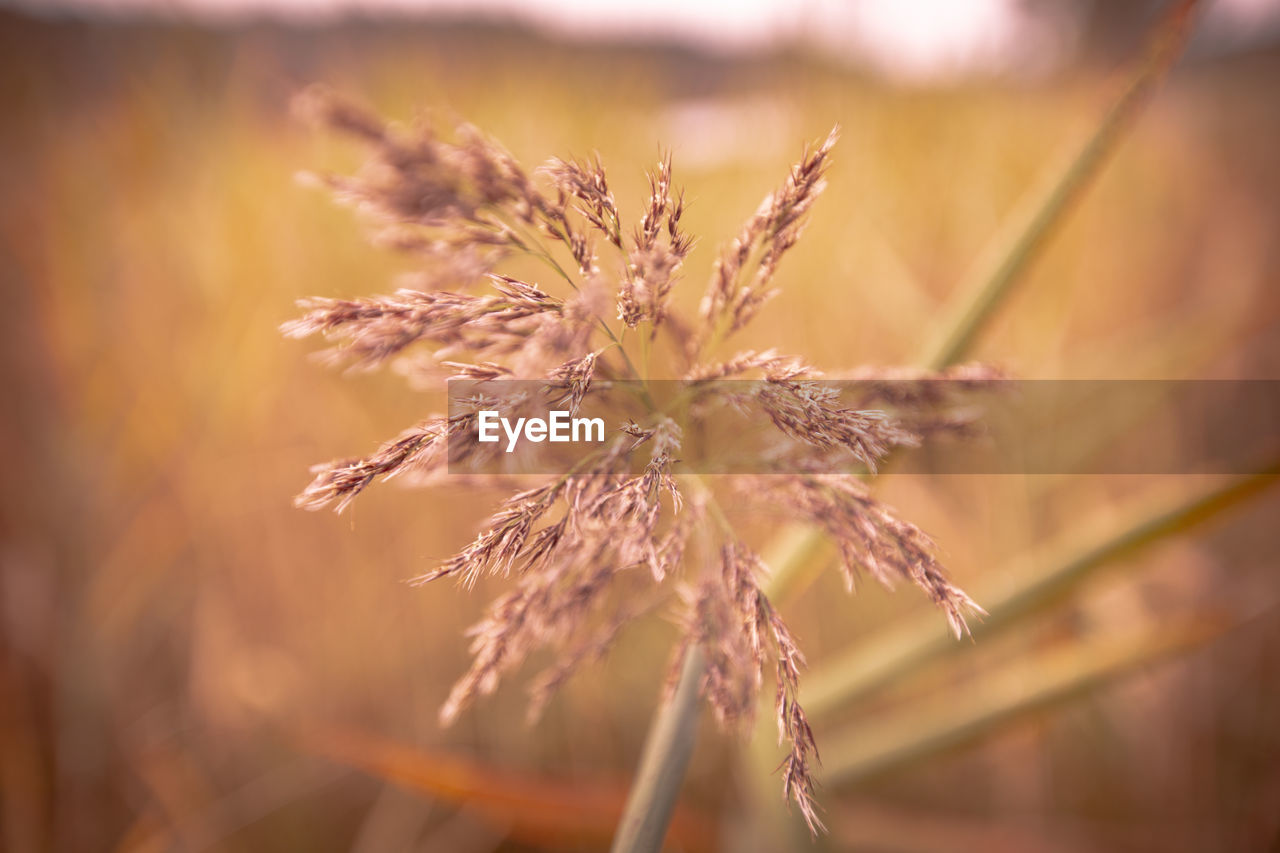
(758, 0), (1205, 612)
(610, 647), (705, 853)
(612, 515), (838, 852)
(618, 3), (1204, 844)
(919, 0), (1202, 370)
(820, 614), (1229, 787)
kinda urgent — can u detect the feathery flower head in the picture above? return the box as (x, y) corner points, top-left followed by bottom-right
(285, 89), (997, 832)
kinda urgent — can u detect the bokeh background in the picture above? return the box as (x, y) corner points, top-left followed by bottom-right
(2, 1), (1279, 850)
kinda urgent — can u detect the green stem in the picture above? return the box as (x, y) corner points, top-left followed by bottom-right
(919, 0), (1202, 370)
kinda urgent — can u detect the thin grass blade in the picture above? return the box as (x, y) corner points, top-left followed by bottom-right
(801, 465), (1278, 720)
(820, 614), (1229, 788)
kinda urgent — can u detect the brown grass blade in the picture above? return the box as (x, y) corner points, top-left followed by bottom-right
(295, 723), (718, 852)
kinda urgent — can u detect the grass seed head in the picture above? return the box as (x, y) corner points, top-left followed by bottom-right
(288, 102), (990, 833)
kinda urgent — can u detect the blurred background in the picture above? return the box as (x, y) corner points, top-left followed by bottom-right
(2, 0), (1279, 850)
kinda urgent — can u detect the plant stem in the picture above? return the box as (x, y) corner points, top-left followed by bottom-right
(610, 646), (705, 853)
(612, 515), (832, 853)
(919, 0), (1202, 370)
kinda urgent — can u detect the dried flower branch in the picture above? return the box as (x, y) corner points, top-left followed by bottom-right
(295, 415), (470, 512)
(544, 155), (623, 251)
(293, 86), (546, 281)
(776, 475), (986, 639)
(692, 127), (838, 358)
(619, 154), (693, 331)
(673, 542), (825, 832)
(282, 278), (562, 370)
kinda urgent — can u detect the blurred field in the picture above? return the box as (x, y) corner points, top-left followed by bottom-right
(2, 7), (1279, 851)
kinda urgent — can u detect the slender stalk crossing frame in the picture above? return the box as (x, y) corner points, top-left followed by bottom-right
(611, 3), (1209, 849)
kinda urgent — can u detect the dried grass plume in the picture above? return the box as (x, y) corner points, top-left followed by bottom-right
(285, 87), (996, 833)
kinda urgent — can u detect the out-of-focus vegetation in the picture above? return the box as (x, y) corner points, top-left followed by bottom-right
(1, 7), (1278, 851)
